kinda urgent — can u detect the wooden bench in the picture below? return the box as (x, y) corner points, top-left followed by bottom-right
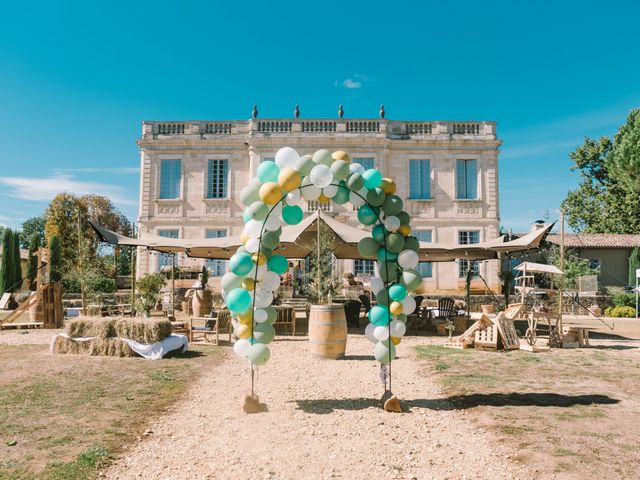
(1, 322), (44, 330)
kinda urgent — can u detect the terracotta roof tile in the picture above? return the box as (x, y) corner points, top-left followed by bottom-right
(546, 234), (640, 248)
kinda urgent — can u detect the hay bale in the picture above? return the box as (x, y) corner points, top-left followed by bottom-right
(52, 335), (91, 355)
(65, 317), (116, 339)
(52, 335), (136, 357)
(112, 318), (172, 344)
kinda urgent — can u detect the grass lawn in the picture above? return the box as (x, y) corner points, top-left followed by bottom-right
(0, 344), (221, 480)
(415, 343), (640, 478)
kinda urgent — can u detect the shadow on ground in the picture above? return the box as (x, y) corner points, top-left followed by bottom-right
(292, 392), (619, 414)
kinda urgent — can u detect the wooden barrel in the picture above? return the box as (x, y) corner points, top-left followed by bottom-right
(308, 304), (347, 359)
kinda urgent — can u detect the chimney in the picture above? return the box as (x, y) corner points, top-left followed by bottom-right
(531, 220), (546, 233)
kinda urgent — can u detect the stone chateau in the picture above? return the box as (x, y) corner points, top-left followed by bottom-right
(136, 110), (502, 294)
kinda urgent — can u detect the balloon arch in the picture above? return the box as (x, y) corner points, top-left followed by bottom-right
(221, 147), (423, 405)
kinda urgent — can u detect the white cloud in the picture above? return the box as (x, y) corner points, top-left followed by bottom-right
(0, 174), (138, 207)
(342, 78), (362, 89)
(52, 167), (139, 175)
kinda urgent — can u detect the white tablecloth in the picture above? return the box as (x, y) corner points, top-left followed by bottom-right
(51, 333), (189, 360)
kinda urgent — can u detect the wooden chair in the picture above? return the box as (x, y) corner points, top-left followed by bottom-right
(189, 309), (232, 345)
(274, 305), (296, 335)
(343, 300), (362, 328)
(405, 295), (425, 334)
(358, 294), (372, 319)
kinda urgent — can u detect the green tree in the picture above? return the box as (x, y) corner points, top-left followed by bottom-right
(303, 227), (340, 303)
(608, 109), (640, 193)
(1, 230), (16, 294)
(629, 247), (639, 287)
(561, 135), (640, 234)
(49, 235), (62, 283)
(12, 231), (22, 292)
(27, 233), (41, 290)
(20, 215), (46, 249)
(547, 245), (598, 290)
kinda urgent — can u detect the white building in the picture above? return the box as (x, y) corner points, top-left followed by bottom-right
(136, 114), (501, 294)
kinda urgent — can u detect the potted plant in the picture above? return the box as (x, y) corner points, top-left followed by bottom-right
(135, 273), (166, 317)
(192, 266), (212, 317)
(445, 319), (455, 341)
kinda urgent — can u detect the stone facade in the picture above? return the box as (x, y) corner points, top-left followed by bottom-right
(136, 117), (502, 293)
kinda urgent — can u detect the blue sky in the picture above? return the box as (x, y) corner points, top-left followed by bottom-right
(0, 0), (638, 232)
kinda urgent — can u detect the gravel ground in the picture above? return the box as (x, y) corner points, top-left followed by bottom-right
(104, 335), (531, 480)
(0, 328), (62, 345)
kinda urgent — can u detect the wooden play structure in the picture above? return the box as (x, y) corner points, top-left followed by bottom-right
(445, 303), (523, 351)
(0, 247), (63, 330)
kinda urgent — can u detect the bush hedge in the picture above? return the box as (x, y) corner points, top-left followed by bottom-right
(604, 306), (636, 318)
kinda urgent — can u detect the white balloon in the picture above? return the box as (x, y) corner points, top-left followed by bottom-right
(400, 295), (417, 315)
(398, 250), (419, 269)
(301, 177), (321, 201)
(390, 319), (406, 337)
(275, 147), (299, 170)
(323, 184), (339, 198)
(370, 277), (385, 294)
(374, 325), (390, 341)
(246, 238), (260, 253)
(264, 214), (282, 231)
(254, 309), (268, 323)
(248, 264), (267, 280)
(254, 288), (273, 308)
(349, 190), (366, 208)
(262, 271), (281, 291)
(221, 272), (243, 293)
(233, 339), (251, 357)
(349, 162), (365, 175)
(245, 219), (264, 238)
(271, 202), (283, 216)
(309, 164), (333, 188)
(286, 189), (301, 205)
(365, 323), (378, 343)
(384, 216), (401, 232)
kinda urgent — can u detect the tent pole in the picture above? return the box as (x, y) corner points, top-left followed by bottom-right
(171, 252), (176, 317)
(558, 210), (564, 343)
(77, 210), (86, 316)
(130, 224), (136, 317)
(317, 211), (321, 303)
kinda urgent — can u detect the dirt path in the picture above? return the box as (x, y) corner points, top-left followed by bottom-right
(105, 335), (531, 480)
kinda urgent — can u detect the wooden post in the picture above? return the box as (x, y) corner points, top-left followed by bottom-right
(130, 223), (136, 317)
(558, 210), (565, 341)
(77, 211), (86, 316)
(171, 252), (176, 317)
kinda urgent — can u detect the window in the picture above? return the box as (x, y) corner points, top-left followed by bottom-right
(159, 160), (181, 199)
(409, 159), (431, 199)
(205, 229), (227, 276)
(354, 259), (375, 276)
(459, 259), (480, 278)
(207, 159), (228, 199)
(353, 157), (374, 170)
(157, 229), (179, 272)
(458, 230), (480, 245)
(456, 159), (477, 199)
(414, 230), (433, 278)
(262, 157), (275, 163)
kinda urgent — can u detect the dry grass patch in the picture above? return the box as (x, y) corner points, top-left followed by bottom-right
(0, 343), (222, 480)
(415, 343), (640, 478)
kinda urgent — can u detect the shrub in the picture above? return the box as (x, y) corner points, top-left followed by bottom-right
(611, 292), (636, 308)
(86, 275), (117, 293)
(604, 306), (636, 318)
(62, 277), (82, 293)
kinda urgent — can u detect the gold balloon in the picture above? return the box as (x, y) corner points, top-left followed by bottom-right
(332, 150), (351, 163)
(398, 224), (412, 236)
(381, 178), (397, 195)
(259, 182), (283, 205)
(390, 301), (403, 316)
(238, 309), (253, 325)
(240, 231), (250, 245)
(242, 278), (255, 290)
(390, 336), (401, 345)
(278, 167), (301, 191)
(252, 252), (267, 265)
(236, 323), (252, 338)
(318, 193), (330, 203)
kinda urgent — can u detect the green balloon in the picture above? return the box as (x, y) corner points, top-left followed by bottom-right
(372, 224), (387, 243)
(383, 195), (404, 216)
(261, 230), (280, 249)
(366, 187), (386, 207)
(259, 245), (273, 259)
(230, 252), (254, 276)
(247, 343), (270, 365)
(333, 182), (350, 204)
(375, 288), (390, 306)
(242, 209), (252, 222)
(330, 160), (350, 180)
(357, 205), (378, 225)
(257, 161), (280, 183)
(295, 154), (315, 177)
(389, 283), (407, 301)
(253, 323), (276, 344)
(386, 233), (405, 254)
(403, 237), (420, 252)
(264, 306), (277, 325)
(268, 254), (289, 274)
(282, 205), (304, 225)
(347, 172), (364, 191)
(379, 261), (399, 283)
(226, 288), (251, 313)
(377, 248), (398, 263)
(358, 237), (379, 258)
(397, 211), (411, 225)
(248, 201), (269, 221)
(240, 184), (260, 207)
(374, 341), (396, 364)
(363, 169), (382, 189)
(401, 269), (422, 291)
(395, 314), (408, 323)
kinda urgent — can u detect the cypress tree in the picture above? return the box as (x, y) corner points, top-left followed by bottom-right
(629, 247), (640, 287)
(12, 231), (22, 292)
(49, 235), (62, 283)
(1, 230), (15, 294)
(27, 233), (40, 290)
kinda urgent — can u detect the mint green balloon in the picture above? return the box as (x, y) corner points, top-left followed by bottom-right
(226, 288), (251, 313)
(312, 149), (333, 167)
(363, 169), (382, 189)
(229, 252), (254, 276)
(240, 184), (260, 206)
(386, 233), (405, 254)
(403, 237), (420, 252)
(347, 172), (364, 191)
(261, 230), (280, 249)
(248, 201), (269, 221)
(358, 237), (379, 258)
(330, 160), (350, 180)
(333, 183), (350, 204)
(248, 343), (270, 365)
(401, 269), (422, 291)
(374, 341), (396, 364)
(295, 154), (315, 177)
(268, 254), (288, 274)
(389, 283), (407, 301)
(372, 224), (387, 243)
(242, 209), (252, 222)
(366, 187), (386, 207)
(282, 204), (304, 225)
(357, 205), (378, 225)
(377, 248), (398, 263)
(257, 161), (280, 183)
(369, 304), (390, 326)
(264, 305), (277, 325)
(383, 195), (404, 216)
(253, 323), (276, 344)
